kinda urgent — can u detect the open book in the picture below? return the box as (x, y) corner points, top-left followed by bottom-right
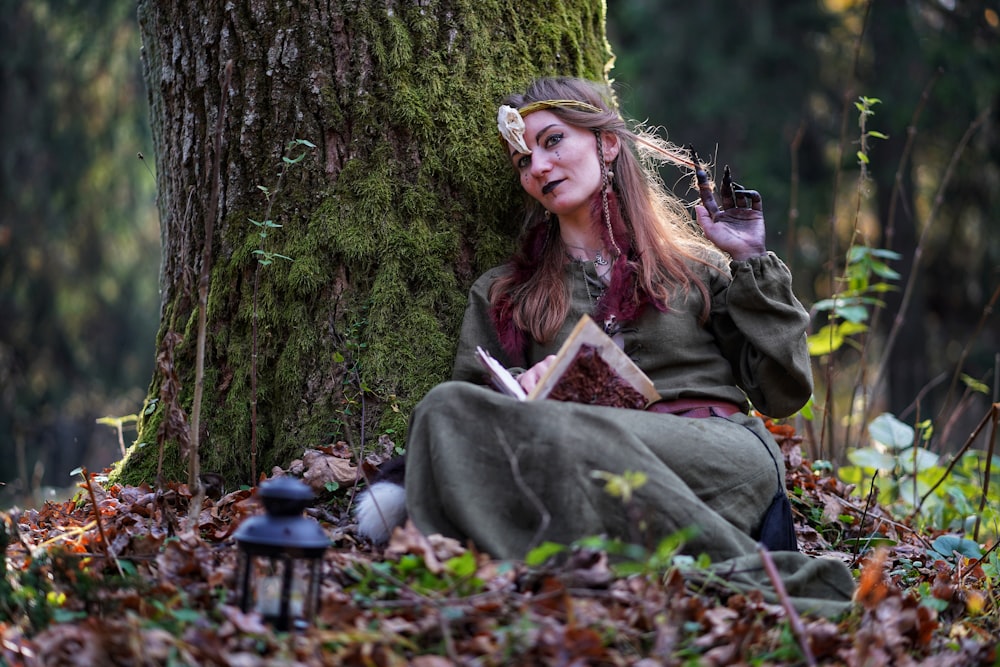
(475, 315), (661, 409)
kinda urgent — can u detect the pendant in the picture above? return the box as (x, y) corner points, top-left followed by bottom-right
(594, 250), (609, 266)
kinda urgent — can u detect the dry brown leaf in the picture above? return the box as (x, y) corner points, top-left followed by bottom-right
(301, 448), (358, 491)
(385, 521), (465, 574)
(855, 548), (890, 609)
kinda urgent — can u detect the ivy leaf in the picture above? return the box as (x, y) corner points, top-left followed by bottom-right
(929, 535), (982, 562)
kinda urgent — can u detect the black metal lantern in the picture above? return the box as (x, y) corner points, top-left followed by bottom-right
(233, 477), (330, 631)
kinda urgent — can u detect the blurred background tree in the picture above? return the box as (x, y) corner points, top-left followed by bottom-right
(2, 0), (997, 504)
(0, 0), (159, 505)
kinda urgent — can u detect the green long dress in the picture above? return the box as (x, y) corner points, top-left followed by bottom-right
(405, 252), (856, 615)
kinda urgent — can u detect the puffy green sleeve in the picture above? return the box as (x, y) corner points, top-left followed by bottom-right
(708, 252), (813, 418)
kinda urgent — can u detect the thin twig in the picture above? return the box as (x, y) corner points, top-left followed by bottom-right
(831, 493), (932, 549)
(916, 403), (996, 511)
(896, 372), (947, 424)
(853, 474), (879, 563)
(883, 68), (941, 254)
(80, 468), (123, 577)
(936, 283), (1000, 430)
(437, 612), (459, 664)
(786, 121), (804, 274)
(189, 59), (233, 521)
(937, 390), (982, 455)
(756, 544), (817, 667)
(972, 403), (999, 542)
(966, 530), (1000, 573)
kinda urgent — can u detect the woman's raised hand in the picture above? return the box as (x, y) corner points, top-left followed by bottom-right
(694, 161), (767, 261)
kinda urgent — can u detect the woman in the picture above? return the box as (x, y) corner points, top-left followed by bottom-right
(357, 77), (854, 613)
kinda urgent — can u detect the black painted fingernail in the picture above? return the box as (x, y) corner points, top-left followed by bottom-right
(689, 146), (710, 184)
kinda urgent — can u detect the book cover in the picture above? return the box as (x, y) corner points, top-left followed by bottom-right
(475, 315), (661, 409)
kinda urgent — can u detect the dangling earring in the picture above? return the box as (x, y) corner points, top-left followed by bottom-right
(594, 132), (623, 258)
(544, 209), (552, 220)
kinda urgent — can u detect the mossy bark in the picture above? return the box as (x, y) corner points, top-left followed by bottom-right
(120, 0), (613, 489)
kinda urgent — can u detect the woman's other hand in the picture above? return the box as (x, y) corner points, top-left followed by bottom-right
(694, 163), (767, 261)
(517, 355), (557, 393)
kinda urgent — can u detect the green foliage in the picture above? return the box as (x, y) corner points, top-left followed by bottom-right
(590, 469), (648, 505)
(249, 218), (293, 266)
(808, 244), (902, 357)
(808, 97), (902, 357)
(1, 516), (54, 634)
(838, 413), (1000, 540)
(853, 96), (888, 173)
(344, 550), (486, 604)
(927, 534), (981, 563)
(329, 307), (403, 446)
(525, 527), (703, 579)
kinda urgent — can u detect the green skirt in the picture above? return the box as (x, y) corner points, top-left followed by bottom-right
(405, 381), (855, 616)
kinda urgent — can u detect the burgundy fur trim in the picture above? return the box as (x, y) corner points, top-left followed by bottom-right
(490, 220), (551, 366)
(591, 191), (655, 328)
(490, 191), (655, 362)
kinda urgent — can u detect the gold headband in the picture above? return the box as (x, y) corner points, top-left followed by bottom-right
(497, 100), (604, 154)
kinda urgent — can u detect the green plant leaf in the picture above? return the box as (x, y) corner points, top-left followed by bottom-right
(846, 245), (871, 263)
(960, 374), (990, 394)
(869, 413), (915, 450)
(835, 304), (871, 324)
(807, 324), (844, 356)
(848, 447), (897, 471)
(898, 447), (940, 474)
(840, 535), (898, 549)
(837, 465), (865, 486)
(524, 541), (565, 567)
(807, 321), (868, 356)
(869, 248), (903, 260)
(444, 551), (477, 578)
(869, 261), (901, 280)
(929, 535), (982, 561)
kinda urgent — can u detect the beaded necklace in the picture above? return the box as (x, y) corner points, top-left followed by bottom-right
(570, 256), (613, 313)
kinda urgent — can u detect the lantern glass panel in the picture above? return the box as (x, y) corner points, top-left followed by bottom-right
(238, 552), (322, 631)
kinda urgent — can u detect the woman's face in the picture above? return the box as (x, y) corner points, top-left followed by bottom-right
(509, 110), (610, 225)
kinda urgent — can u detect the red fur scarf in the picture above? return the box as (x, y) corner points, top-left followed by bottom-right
(489, 191), (658, 366)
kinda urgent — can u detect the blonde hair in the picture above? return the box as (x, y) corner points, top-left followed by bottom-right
(490, 77), (724, 345)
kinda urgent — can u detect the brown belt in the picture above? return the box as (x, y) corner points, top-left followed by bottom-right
(646, 398), (745, 419)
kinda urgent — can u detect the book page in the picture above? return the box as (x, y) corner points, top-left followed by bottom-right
(475, 346), (527, 400)
(528, 315), (660, 407)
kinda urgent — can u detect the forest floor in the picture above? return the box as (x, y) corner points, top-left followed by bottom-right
(1, 423), (998, 666)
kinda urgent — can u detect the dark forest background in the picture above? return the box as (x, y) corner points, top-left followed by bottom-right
(2, 0), (997, 506)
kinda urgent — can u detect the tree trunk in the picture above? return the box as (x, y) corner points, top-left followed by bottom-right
(120, 0), (613, 488)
